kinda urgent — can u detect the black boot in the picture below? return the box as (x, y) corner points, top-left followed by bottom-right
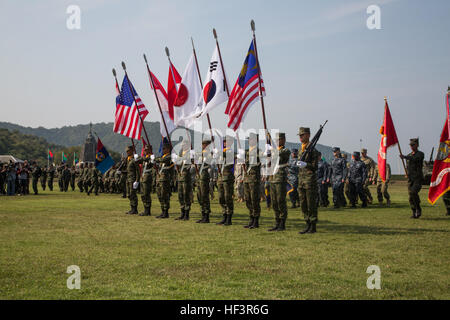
(201, 213), (210, 223)
(139, 207), (150, 216)
(277, 218), (286, 231)
(129, 206), (138, 215)
(268, 218), (280, 231)
(416, 206), (422, 218)
(244, 216), (254, 228)
(196, 213), (205, 223)
(249, 216), (259, 229)
(410, 209), (417, 219)
(216, 214), (227, 225)
(175, 209), (185, 220)
(183, 209), (190, 221)
(224, 214), (232, 226)
(299, 221), (311, 234)
(307, 222), (317, 233)
(156, 209), (165, 218)
(161, 210), (169, 219)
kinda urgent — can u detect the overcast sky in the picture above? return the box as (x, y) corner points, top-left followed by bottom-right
(1, 0), (449, 173)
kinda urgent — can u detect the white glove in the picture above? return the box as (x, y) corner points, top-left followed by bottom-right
(212, 149), (219, 159)
(190, 150), (196, 159)
(263, 144), (272, 156)
(133, 154), (138, 160)
(171, 153), (178, 162)
(150, 155), (155, 162)
(297, 161), (307, 168)
(132, 181), (139, 189)
(237, 149), (245, 160)
(213, 148), (219, 155)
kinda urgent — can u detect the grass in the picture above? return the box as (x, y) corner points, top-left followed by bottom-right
(0, 180), (449, 300)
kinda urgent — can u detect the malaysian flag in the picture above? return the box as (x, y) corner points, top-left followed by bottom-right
(114, 75), (149, 140)
(225, 40), (265, 131)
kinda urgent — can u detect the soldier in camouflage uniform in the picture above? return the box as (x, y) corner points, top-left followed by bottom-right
(87, 163), (100, 196)
(287, 149), (300, 208)
(342, 153), (352, 205)
(77, 163), (85, 192)
(243, 133), (261, 229)
(62, 164), (71, 192)
(297, 127), (320, 234)
(348, 152), (368, 208)
(136, 145), (154, 216)
(47, 164), (55, 191)
(400, 138), (424, 218)
(217, 136), (235, 226)
(376, 163), (391, 206)
(124, 145), (140, 214)
(118, 156), (128, 198)
(175, 141), (194, 221)
(57, 163), (64, 191)
(329, 148), (347, 208)
(361, 148), (375, 204)
(196, 139), (213, 223)
(40, 167), (47, 191)
(317, 152), (330, 207)
(70, 165), (76, 191)
(31, 161), (41, 195)
(155, 142), (174, 218)
(268, 132), (291, 231)
(83, 163), (91, 194)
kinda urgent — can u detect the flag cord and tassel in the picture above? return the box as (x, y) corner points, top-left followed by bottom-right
(112, 68), (135, 150)
(143, 54), (173, 149)
(121, 62), (150, 151)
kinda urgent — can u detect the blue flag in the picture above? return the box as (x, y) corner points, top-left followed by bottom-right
(95, 138), (114, 174)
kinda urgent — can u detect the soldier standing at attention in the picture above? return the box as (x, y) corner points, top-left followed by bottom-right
(87, 163), (100, 196)
(155, 142), (174, 219)
(317, 152), (330, 207)
(47, 164), (55, 191)
(175, 141), (193, 221)
(217, 136), (235, 226)
(297, 127), (320, 234)
(136, 145), (154, 216)
(243, 133), (261, 229)
(234, 161), (245, 203)
(348, 152), (368, 208)
(70, 165), (76, 191)
(376, 163), (391, 206)
(118, 156), (128, 198)
(361, 148), (376, 204)
(342, 154), (352, 205)
(123, 146), (140, 214)
(330, 147), (348, 209)
(287, 149), (300, 208)
(77, 163), (85, 192)
(400, 138), (425, 218)
(31, 161), (41, 195)
(268, 132), (291, 231)
(40, 166), (47, 191)
(196, 139), (212, 223)
(63, 164), (71, 192)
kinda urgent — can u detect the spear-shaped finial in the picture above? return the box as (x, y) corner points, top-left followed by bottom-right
(121, 61), (126, 71)
(165, 46), (170, 58)
(143, 53), (147, 64)
(112, 68), (116, 77)
(251, 19), (255, 32)
(384, 96), (387, 101)
(213, 28), (217, 39)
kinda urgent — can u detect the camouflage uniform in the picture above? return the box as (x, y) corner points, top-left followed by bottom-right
(77, 164), (85, 192)
(196, 141), (212, 223)
(175, 147), (193, 221)
(118, 158), (127, 198)
(217, 138), (235, 226)
(40, 167), (47, 191)
(268, 132), (291, 231)
(403, 138), (424, 218)
(155, 147), (174, 218)
(376, 163), (391, 205)
(31, 163), (41, 195)
(47, 165), (55, 191)
(287, 151), (300, 208)
(243, 133), (261, 229)
(62, 165), (71, 192)
(136, 150), (154, 216)
(70, 166), (76, 191)
(330, 149), (348, 208)
(87, 165), (100, 196)
(361, 149), (375, 204)
(125, 150), (141, 214)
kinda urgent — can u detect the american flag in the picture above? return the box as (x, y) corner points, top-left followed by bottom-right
(114, 75), (149, 140)
(225, 40), (265, 131)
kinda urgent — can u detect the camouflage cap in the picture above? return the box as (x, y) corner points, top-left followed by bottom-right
(410, 138), (419, 146)
(275, 132), (286, 140)
(126, 145), (134, 152)
(144, 144), (152, 150)
(297, 127), (310, 136)
(361, 148), (368, 154)
(332, 147), (340, 153)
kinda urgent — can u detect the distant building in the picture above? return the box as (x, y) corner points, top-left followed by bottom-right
(80, 123), (96, 163)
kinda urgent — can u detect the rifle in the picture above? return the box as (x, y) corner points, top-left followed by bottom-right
(299, 120), (328, 162)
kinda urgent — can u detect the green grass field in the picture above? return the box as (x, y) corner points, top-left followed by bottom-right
(0, 181), (449, 300)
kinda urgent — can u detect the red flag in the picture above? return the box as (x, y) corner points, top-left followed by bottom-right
(167, 62), (182, 120)
(428, 93), (450, 204)
(377, 100), (399, 182)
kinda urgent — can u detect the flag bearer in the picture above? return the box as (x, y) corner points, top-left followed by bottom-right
(196, 139), (212, 223)
(136, 145), (154, 216)
(124, 146), (140, 214)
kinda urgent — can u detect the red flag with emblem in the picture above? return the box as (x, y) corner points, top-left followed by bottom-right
(167, 62), (182, 120)
(428, 92), (450, 204)
(377, 100), (399, 182)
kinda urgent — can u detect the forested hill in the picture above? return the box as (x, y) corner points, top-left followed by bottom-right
(0, 122), (338, 162)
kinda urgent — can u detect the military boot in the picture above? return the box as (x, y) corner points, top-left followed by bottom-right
(175, 209), (185, 220)
(299, 221), (311, 234)
(129, 206), (138, 215)
(386, 199), (391, 207)
(249, 216), (259, 229)
(416, 206), (422, 218)
(410, 209), (417, 219)
(244, 216), (255, 228)
(224, 214), (232, 226)
(268, 218), (280, 231)
(156, 209), (165, 218)
(161, 210), (169, 219)
(139, 207), (150, 216)
(308, 222), (317, 233)
(216, 214), (227, 225)
(196, 212), (205, 223)
(183, 209), (190, 220)
(201, 213), (210, 223)
(277, 219), (286, 231)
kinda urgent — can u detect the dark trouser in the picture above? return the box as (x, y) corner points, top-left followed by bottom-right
(349, 181), (366, 206)
(127, 181), (138, 207)
(377, 182), (390, 202)
(20, 180), (27, 194)
(40, 178), (46, 190)
(244, 181), (261, 217)
(32, 178), (39, 194)
(218, 180), (234, 215)
(332, 180), (346, 207)
(157, 180), (171, 211)
(48, 177), (54, 191)
(88, 180), (99, 195)
(7, 180), (15, 195)
(298, 184), (318, 223)
(408, 180), (422, 211)
(141, 178), (152, 209)
(197, 179), (211, 214)
(77, 180), (84, 192)
(317, 181), (329, 207)
(270, 181), (287, 220)
(70, 177), (75, 191)
(178, 180), (191, 211)
(443, 191), (450, 214)
(64, 178), (70, 192)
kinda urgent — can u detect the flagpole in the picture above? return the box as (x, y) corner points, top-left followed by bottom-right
(143, 54), (173, 149)
(47, 148), (49, 169)
(112, 68), (136, 151)
(385, 97), (408, 176)
(191, 37), (218, 149)
(250, 20), (271, 145)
